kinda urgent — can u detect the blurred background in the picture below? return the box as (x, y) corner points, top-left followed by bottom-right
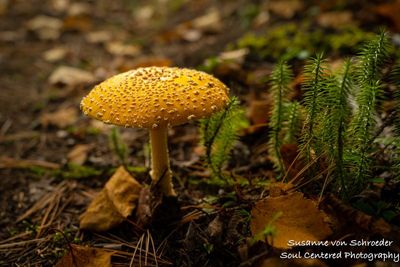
(1, 0), (400, 137)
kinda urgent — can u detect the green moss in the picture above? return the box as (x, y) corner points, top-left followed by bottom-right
(235, 23), (374, 60)
(59, 164), (102, 179)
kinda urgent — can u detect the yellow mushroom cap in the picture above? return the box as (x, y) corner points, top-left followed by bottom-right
(80, 67), (230, 128)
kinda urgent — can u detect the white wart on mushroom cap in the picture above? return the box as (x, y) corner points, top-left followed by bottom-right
(80, 67), (230, 128)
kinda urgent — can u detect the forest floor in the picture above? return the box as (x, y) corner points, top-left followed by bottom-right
(1, 0), (400, 266)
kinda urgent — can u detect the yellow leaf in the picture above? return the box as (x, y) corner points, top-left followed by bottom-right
(79, 189), (125, 232)
(80, 166), (142, 231)
(40, 107), (78, 129)
(250, 192), (332, 249)
(55, 244), (113, 267)
(105, 166), (142, 218)
(67, 144), (93, 165)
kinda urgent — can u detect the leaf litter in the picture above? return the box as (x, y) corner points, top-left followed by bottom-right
(55, 244), (113, 267)
(80, 166), (142, 231)
(250, 191), (332, 249)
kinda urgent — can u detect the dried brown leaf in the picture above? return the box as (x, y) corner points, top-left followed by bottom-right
(50, 0), (69, 13)
(80, 167), (142, 231)
(42, 47), (68, 62)
(67, 2), (91, 16)
(105, 166), (142, 217)
(250, 192), (332, 249)
(79, 189), (125, 232)
(85, 30), (113, 44)
(218, 48), (249, 64)
(26, 15), (63, 40)
(106, 41), (141, 57)
(268, 0), (304, 19)
(67, 144), (93, 165)
(55, 244), (113, 267)
(317, 11), (354, 29)
(191, 8), (222, 33)
(48, 66), (95, 87)
(40, 107), (78, 129)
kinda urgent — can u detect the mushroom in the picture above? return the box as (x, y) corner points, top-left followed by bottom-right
(80, 67), (230, 196)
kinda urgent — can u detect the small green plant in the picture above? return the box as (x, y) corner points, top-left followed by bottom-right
(268, 60), (293, 174)
(323, 60), (353, 193)
(299, 53), (327, 167)
(347, 31), (390, 192)
(282, 101), (302, 144)
(60, 164), (102, 179)
(268, 31), (395, 196)
(200, 97), (249, 184)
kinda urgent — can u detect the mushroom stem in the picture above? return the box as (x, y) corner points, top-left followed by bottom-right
(149, 125), (176, 196)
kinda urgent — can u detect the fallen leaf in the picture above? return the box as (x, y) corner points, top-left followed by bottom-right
(40, 107), (78, 128)
(80, 166), (142, 231)
(191, 8), (222, 33)
(134, 5), (154, 21)
(67, 2), (91, 16)
(85, 30), (113, 44)
(253, 11), (270, 28)
(55, 244), (113, 267)
(317, 11), (354, 29)
(106, 41), (141, 57)
(48, 66), (95, 87)
(181, 28), (202, 42)
(42, 47), (68, 62)
(105, 166), (142, 217)
(250, 191), (332, 249)
(218, 48), (249, 64)
(159, 8), (222, 43)
(268, 0), (304, 19)
(50, 0), (69, 13)
(80, 189), (125, 231)
(67, 144), (93, 165)
(26, 15), (63, 40)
